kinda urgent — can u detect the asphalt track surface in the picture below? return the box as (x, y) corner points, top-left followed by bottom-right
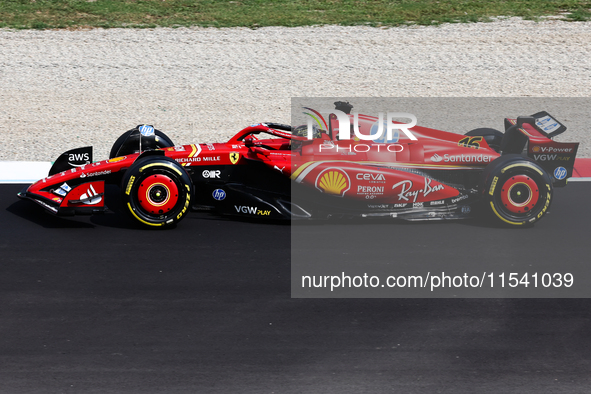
(2, 183), (591, 393)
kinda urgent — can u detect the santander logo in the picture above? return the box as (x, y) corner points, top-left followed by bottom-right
(430, 154), (443, 163)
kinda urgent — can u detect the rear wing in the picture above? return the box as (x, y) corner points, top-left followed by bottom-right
(501, 112), (578, 187)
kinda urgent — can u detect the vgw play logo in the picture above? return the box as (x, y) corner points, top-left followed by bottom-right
(302, 107), (418, 142)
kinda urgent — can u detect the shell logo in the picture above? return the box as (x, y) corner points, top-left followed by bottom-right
(315, 168), (350, 197)
(532, 146), (541, 153)
(107, 156), (127, 163)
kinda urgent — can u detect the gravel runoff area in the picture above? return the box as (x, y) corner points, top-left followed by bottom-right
(1, 17), (591, 162)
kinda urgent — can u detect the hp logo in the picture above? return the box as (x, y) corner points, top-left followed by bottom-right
(212, 189), (226, 201)
(554, 167), (567, 180)
(139, 125), (155, 137)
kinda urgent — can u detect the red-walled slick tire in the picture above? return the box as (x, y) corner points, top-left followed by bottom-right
(481, 154), (553, 226)
(122, 156), (193, 227)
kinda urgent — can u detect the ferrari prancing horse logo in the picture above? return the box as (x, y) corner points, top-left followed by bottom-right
(230, 152), (240, 164)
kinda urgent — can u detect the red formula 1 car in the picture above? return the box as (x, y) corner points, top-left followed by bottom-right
(18, 103), (578, 227)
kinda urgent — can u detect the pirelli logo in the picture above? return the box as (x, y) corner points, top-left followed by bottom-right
(489, 176), (498, 196)
(125, 175), (136, 195)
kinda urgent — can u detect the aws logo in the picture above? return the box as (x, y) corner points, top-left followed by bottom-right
(68, 152), (90, 167)
(315, 168), (350, 197)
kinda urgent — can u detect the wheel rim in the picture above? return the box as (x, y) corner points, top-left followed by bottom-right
(137, 174), (179, 215)
(499, 175), (539, 214)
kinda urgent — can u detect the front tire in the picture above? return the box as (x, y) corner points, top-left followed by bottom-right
(482, 154), (552, 226)
(122, 156), (193, 227)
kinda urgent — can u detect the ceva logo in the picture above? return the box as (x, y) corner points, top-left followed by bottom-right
(315, 168), (351, 197)
(356, 173), (385, 181)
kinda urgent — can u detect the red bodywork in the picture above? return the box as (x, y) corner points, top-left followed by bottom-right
(18, 111), (578, 224)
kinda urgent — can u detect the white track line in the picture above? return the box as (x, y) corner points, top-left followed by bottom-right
(0, 161), (52, 184)
(0, 161), (589, 184)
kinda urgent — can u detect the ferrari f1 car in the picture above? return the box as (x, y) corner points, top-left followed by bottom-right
(18, 102), (579, 227)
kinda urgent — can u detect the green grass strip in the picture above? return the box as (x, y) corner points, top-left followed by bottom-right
(0, 0), (590, 30)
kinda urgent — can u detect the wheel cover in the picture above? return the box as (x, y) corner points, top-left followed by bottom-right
(499, 175), (539, 214)
(137, 174), (179, 215)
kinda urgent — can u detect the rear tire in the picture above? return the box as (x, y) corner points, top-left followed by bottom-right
(481, 154), (552, 226)
(121, 156), (192, 227)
